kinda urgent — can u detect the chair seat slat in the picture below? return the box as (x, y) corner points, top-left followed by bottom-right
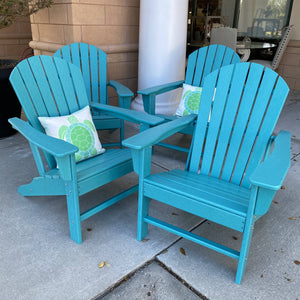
(145, 170), (249, 216)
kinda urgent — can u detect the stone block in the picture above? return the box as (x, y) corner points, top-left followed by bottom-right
(107, 61), (138, 80)
(82, 26), (127, 45)
(49, 4), (68, 24)
(38, 24), (64, 44)
(126, 27), (139, 44)
(80, 0), (139, 6)
(63, 25), (82, 44)
(68, 4), (105, 25)
(33, 49), (42, 56)
(105, 6), (139, 26)
(32, 7), (50, 24)
(118, 77), (138, 93)
(31, 24), (40, 41)
(107, 52), (138, 63)
(40, 50), (54, 56)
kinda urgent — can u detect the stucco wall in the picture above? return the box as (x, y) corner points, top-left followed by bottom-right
(30, 0), (140, 104)
(0, 17), (32, 60)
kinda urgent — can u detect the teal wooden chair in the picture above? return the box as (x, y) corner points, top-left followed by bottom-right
(138, 44), (241, 152)
(8, 55), (162, 244)
(123, 62), (291, 283)
(54, 43), (133, 147)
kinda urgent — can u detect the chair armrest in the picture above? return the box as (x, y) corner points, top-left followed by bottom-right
(122, 114), (197, 150)
(249, 131), (291, 190)
(138, 80), (184, 96)
(90, 103), (164, 126)
(108, 80), (134, 109)
(137, 80), (184, 115)
(108, 80), (134, 97)
(9, 117), (78, 157)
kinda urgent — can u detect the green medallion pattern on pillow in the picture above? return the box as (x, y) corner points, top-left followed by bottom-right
(175, 84), (202, 117)
(39, 106), (105, 162)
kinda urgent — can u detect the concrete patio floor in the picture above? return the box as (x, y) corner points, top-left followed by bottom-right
(0, 91), (299, 300)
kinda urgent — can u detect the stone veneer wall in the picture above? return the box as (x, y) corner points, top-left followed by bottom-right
(278, 40), (300, 91)
(30, 0), (139, 105)
(0, 17), (32, 60)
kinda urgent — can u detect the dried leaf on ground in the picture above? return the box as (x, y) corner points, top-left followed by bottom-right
(273, 201), (278, 204)
(232, 236), (238, 240)
(281, 186), (286, 190)
(260, 274), (263, 278)
(294, 260), (300, 265)
(142, 238), (149, 242)
(161, 250), (168, 254)
(288, 217), (297, 220)
(172, 212), (179, 215)
(87, 228), (92, 231)
(98, 261), (105, 268)
(180, 247), (186, 255)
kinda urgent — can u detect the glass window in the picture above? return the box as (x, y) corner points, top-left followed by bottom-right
(237, 0), (293, 39)
(187, 0), (293, 46)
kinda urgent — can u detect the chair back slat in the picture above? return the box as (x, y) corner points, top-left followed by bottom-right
(51, 57), (82, 113)
(189, 70), (219, 173)
(99, 50), (108, 104)
(220, 64), (264, 182)
(210, 63), (250, 178)
(78, 43), (92, 101)
(188, 63), (289, 188)
(9, 55), (90, 169)
(229, 67), (278, 185)
(60, 45), (72, 63)
(28, 57), (60, 116)
(191, 47), (207, 86)
(70, 43), (81, 67)
(9, 67), (42, 131)
(200, 63), (235, 175)
(54, 43), (108, 105)
(39, 56), (71, 115)
(209, 45), (226, 71)
(222, 46), (240, 65)
(15, 58), (50, 118)
(89, 45), (99, 103)
(200, 45), (219, 86)
(185, 50), (198, 84)
(185, 45), (241, 88)
(242, 76), (289, 185)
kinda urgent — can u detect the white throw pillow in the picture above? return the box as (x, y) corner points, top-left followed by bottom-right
(175, 83), (202, 117)
(38, 106), (105, 163)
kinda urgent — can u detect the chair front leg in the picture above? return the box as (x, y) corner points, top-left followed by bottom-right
(137, 195), (150, 241)
(235, 187), (258, 284)
(66, 181), (82, 244)
(235, 215), (255, 284)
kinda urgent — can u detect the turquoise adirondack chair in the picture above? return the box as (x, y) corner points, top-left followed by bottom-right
(138, 44), (241, 152)
(54, 43), (133, 147)
(123, 62), (291, 283)
(8, 55), (162, 244)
